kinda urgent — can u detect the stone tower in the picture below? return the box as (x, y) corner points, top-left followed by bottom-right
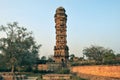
(54, 7), (69, 63)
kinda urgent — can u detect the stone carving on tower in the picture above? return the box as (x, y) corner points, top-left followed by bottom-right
(54, 7), (69, 63)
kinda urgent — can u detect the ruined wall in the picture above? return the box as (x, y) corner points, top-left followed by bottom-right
(71, 65), (120, 79)
(0, 72), (27, 80)
(38, 64), (48, 71)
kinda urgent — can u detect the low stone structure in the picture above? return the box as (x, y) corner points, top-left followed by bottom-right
(42, 74), (72, 80)
(37, 63), (62, 71)
(38, 64), (48, 71)
(0, 72), (27, 80)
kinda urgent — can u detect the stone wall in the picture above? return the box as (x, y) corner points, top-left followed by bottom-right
(0, 72), (27, 80)
(37, 63), (62, 71)
(42, 74), (72, 80)
(71, 65), (120, 80)
(38, 64), (48, 71)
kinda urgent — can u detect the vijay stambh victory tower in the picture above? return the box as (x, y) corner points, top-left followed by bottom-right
(54, 7), (69, 63)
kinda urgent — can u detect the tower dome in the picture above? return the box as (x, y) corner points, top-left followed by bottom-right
(56, 6), (66, 14)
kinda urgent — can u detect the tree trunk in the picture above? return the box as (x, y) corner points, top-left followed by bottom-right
(11, 65), (15, 80)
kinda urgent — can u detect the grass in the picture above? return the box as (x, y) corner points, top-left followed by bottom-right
(72, 76), (87, 80)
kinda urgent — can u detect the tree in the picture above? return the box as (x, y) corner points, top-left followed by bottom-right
(102, 49), (115, 63)
(0, 22), (41, 75)
(0, 54), (7, 71)
(41, 56), (46, 60)
(69, 54), (75, 61)
(116, 53), (120, 58)
(47, 55), (54, 62)
(0, 54), (4, 65)
(83, 45), (115, 63)
(115, 53), (120, 63)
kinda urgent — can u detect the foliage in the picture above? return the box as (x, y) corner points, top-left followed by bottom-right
(36, 60), (47, 64)
(56, 68), (70, 74)
(47, 55), (54, 62)
(116, 53), (120, 60)
(71, 62), (79, 66)
(102, 50), (115, 63)
(41, 56), (46, 60)
(72, 73), (87, 80)
(116, 53), (120, 57)
(83, 45), (115, 64)
(0, 22), (41, 72)
(0, 54), (5, 65)
(72, 76), (86, 80)
(69, 54), (75, 61)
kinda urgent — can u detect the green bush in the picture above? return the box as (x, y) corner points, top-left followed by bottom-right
(57, 68), (70, 74)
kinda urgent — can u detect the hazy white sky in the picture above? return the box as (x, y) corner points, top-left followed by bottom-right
(0, 0), (120, 57)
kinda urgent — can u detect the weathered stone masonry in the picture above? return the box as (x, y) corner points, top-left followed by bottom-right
(54, 7), (69, 63)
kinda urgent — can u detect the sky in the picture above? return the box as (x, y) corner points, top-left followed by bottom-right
(0, 0), (120, 57)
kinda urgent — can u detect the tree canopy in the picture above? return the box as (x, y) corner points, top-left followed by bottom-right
(83, 45), (115, 63)
(0, 22), (41, 72)
(69, 54), (75, 61)
(41, 56), (47, 60)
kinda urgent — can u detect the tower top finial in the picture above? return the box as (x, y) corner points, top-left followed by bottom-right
(57, 6), (65, 9)
(56, 6), (66, 13)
